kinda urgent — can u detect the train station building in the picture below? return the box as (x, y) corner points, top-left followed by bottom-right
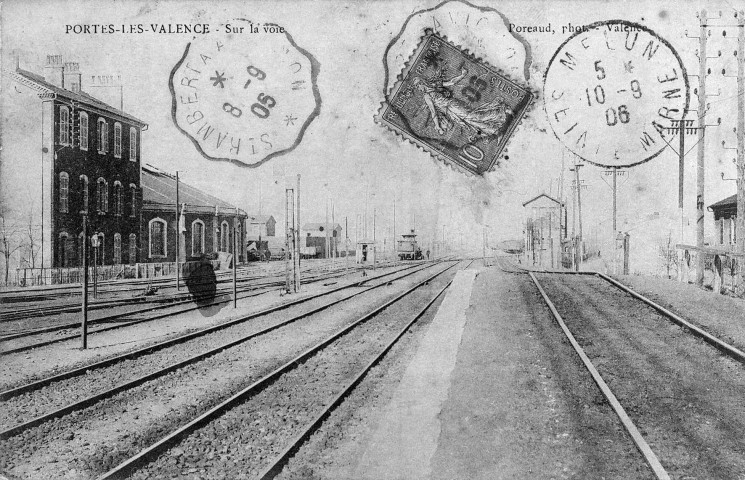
(1, 56), (147, 283)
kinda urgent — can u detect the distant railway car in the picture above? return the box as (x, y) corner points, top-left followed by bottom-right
(397, 230), (423, 260)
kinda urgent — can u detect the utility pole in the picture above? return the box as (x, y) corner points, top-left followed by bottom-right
(80, 214), (88, 349)
(233, 214), (237, 308)
(393, 197), (396, 262)
(175, 171), (180, 291)
(295, 174), (301, 290)
(737, 10), (745, 292)
(696, 10), (708, 286)
(373, 207), (377, 271)
(570, 163), (585, 270)
(285, 187), (292, 293)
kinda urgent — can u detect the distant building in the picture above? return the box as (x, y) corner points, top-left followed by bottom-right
(301, 222), (343, 258)
(709, 194), (737, 248)
(1, 56), (146, 280)
(141, 164), (247, 263)
(246, 215), (276, 238)
(523, 193), (566, 269)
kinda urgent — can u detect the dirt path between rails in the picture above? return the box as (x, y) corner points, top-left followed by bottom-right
(539, 274), (745, 479)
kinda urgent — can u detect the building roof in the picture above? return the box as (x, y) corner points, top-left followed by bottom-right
(246, 215), (275, 224)
(522, 193), (563, 207)
(12, 68), (147, 126)
(709, 194), (737, 210)
(141, 164), (246, 216)
(302, 223), (343, 231)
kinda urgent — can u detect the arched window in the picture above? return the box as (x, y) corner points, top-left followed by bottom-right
(96, 178), (108, 213)
(59, 172), (69, 213)
(192, 219), (205, 255)
(79, 112), (89, 150)
(130, 184), (137, 217)
(59, 106), (70, 145)
(114, 122), (122, 158)
(129, 127), (137, 161)
(114, 181), (123, 216)
(80, 175), (89, 213)
(129, 233), (137, 265)
(113, 233), (122, 264)
(220, 221), (229, 252)
(97, 118), (108, 153)
(149, 218), (167, 258)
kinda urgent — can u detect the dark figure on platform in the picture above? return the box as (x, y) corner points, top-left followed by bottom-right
(426, 249), (431, 260)
(185, 254), (218, 312)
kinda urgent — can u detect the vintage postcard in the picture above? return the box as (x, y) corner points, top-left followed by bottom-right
(1, 1), (744, 479)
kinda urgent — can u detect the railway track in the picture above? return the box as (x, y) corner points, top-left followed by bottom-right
(525, 270), (745, 479)
(0, 261), (380, 348)
(0, 259), (466, 480)
(0, 261), (379, 324)
(1, 261), (439, 395)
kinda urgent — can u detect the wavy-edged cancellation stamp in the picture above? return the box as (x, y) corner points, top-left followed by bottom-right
(543, 20), (689, 168)
(377, 30), (534, 176)
(169, 19), (321, 168)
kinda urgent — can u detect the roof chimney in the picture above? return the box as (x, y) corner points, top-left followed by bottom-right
(63, 62), (81, 93)
(44, 55), (64, 88)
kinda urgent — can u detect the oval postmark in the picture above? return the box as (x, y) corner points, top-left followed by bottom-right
(169, 19), (321, 168)
(543, 20), (689, 168)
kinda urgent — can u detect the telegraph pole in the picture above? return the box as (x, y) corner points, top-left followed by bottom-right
(80, 214), (88, 349)
(737, 10), (745, 292)
(696, 10), (708, 286)
(295, 174), (301, 290)
(233, 214), (237, 308)
(570, 163), (585, 270)
(175, 171), (180, 291)
(393, 197), (396, 262)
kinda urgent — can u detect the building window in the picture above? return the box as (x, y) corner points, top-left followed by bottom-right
(129, 127), (137, 162)
(59, 106), (70, 145)
(114, 122), (122, 158)
(114, 181), (123, 216)
(80, 175), (89, 213)
(97, 118), (108, 153)
(58, 172), (69, 213)
(79, 112), (88, 150)
(149, 218), (167, 257)
(97, 178), (109, 213)
(730, 217), (737, 245)
(114, 233), (122, 264)
(720, 220), (725, 245)
(220, 221), (229, 252)
(129, 233), (137, 265)
(130, 184), (137, 217)
(192, 220), (205, 256)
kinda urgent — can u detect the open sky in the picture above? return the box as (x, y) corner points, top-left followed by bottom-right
(2, 0), (741, 264)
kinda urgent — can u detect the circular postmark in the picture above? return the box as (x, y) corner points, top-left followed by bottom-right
(170, 20), (321, 167)
(544, 20), (689, 168)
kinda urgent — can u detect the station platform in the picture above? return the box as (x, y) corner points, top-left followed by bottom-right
(350, 264), (611, 480)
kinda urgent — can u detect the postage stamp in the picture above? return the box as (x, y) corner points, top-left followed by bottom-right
(377, 30), (534, 176)
(543, 20), (689, 168)
(170, 19), (321, 168)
